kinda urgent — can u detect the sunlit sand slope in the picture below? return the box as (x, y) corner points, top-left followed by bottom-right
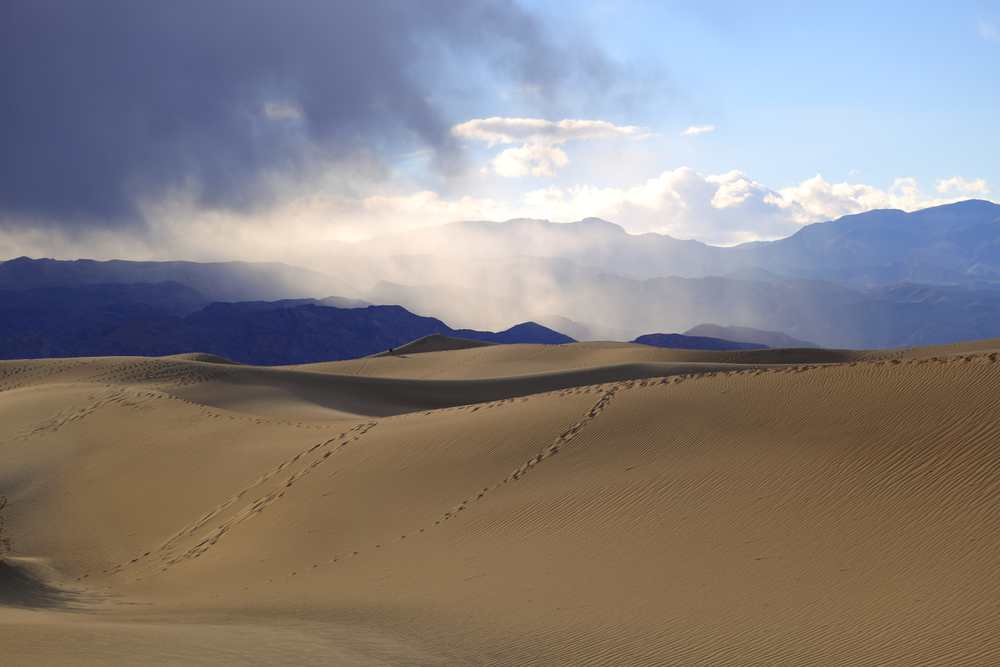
(296, 340), (892, 379)
(2, 341), (1000, 664)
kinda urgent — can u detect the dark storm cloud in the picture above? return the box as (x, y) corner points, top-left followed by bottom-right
(0, 0), (619, 227)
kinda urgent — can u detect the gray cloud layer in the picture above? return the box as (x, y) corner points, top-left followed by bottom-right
(0, 1), (619, 228)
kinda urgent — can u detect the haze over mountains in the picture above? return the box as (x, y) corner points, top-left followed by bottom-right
(3, 199), (1000, 356)
(0, 256), (340, 303)
(343, 199), (1000, 283)
(343, 200), (1000, 346)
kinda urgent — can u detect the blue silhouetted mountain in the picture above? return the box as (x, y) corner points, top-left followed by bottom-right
(632, 333), (768, 351)
(453, 321), (573, 345)
(0, 283), (200, 359)
(0, 284), (574, 364)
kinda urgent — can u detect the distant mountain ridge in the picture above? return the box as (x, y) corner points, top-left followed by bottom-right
(5, 200), (1000, 351)
(0, 284), (572, 364)
(454, 321), (573, 345)
(357, 202), (1000, 348)
(736, 199), (1000, 285)
(352, 199), (1000, 285)
(684, 324), (817, 348)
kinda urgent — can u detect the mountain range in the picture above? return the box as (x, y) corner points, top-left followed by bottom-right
(681, 324), (816, 348)
(343, 200), (1000, 346)
(0, 283), (571, 364)
(3, 199), (1000, 353)
(344, 199), (1000, 285)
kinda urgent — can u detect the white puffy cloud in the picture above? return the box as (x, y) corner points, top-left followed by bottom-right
(452, 116), (646, 178)
(774, 174), (992, 224)
(936, 176), (990, 195)
(681, 124), (716, 136)
(773, 175), (896, 222)
(518, 167), (798, 244)
(491, 144), (569, 177)
(514, 171), (994, 245)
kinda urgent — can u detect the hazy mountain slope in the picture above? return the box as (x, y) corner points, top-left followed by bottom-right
(367, 271), (860, 345)
(0, 256), (344, 302)
(738, 199), (1000, 284)
(366, 262), (1000, 348)
(5, 200), (1000, 351)
(347, 200), (1000, 346)
(819, 282), (1000, 348)
(346, 200), (1000, 284)
(685, 324), (817, 348)
(350, 217), (726, 281)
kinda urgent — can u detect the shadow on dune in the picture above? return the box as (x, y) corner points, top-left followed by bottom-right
(172, 361), (760, 419)
(0, 560), (83, 609)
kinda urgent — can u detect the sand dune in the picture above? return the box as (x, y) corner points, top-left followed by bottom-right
(164, 352), (241, 365)
(3, 340), (1000, 664)
(296, 339), (932, 380)
(296, 341), (854, 380)
(371, 333), (497, 357)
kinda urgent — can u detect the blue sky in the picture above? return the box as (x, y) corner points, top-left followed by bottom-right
(388, 0), (1000, 245)
(524, 0), (1000, 188)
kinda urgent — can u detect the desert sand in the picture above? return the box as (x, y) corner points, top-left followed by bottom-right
(3, 339), (1000, 665)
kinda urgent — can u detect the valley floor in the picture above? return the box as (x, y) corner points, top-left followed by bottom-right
(2, 341), (1000, 665)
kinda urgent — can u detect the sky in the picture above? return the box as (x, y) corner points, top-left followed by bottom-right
(1, 0), (998, 260)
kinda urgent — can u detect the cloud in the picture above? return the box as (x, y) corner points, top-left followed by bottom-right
(936, 176), (990, 195)
(2, 161), (991, 260)
(774, 174), (992, 223)
(515, 171), (995, 245)
(452, 117), (643, 145)
(360, 191), (506, 227)
(262, 102), (304, 122)
(453, 116), (645, 178)
(518, 167), (799, 244)
(773, 175), (895, 222)
(492, 144), (570, 177)
(980, 19), (999, 41)
(681, 125), (716, 136)
(0, 1), (623, 229)
(0, 181), (515, 264)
